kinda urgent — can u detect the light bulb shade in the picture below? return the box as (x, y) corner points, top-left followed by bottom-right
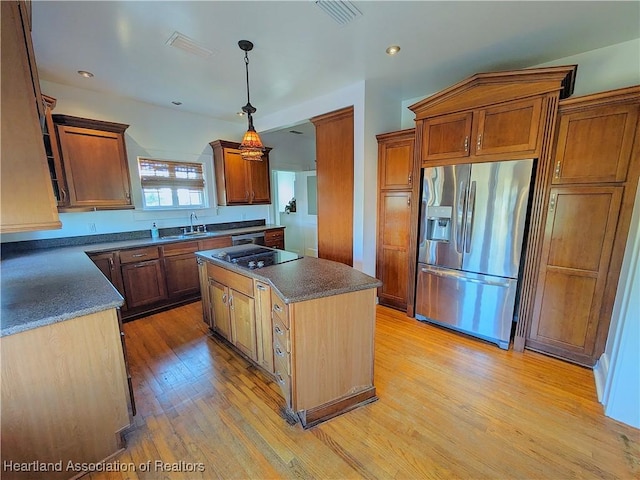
(239, 128), (264, 161)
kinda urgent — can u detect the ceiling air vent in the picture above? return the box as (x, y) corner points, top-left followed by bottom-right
(313, 0), (363, 26)
(165, 31), (215, 59)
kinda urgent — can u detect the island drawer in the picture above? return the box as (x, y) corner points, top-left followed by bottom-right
(207, 263), (253, 297)
(120, 246), (160, 264)
(161, 241), (199, 256)
(273, 337), (290, 375)
(273, 318), (290, 354)
(274, 361), (291, 405)
(271, 292), (289, 328)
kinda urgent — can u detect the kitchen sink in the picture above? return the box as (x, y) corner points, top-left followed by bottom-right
(161, 232), (212, 240)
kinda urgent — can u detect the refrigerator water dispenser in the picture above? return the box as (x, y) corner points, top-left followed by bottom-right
(425, 206), (452, 242)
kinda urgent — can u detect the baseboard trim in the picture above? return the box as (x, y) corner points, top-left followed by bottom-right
(593, 352), (609, 404)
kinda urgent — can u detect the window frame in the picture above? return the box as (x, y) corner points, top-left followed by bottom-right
(137, 157), (208, 210)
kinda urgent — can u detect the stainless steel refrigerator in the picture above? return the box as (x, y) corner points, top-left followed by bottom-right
(415, 159), (534, 349)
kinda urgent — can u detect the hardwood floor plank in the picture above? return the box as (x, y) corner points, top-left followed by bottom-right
(87, 302), (637, 479)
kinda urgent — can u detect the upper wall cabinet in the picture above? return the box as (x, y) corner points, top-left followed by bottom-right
(1, 1), (61, 233)
(52, 115), (133, 210)
(421, 97), (543, 164)
(210, 140), (272, 206)
(552, 103), (639, 184)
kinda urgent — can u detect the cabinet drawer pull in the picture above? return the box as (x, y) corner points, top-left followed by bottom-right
(464, 135), (469, 152)
(274, 324), (284, 335)
(549, 193), (557, 212)
(275, 345), (285, 357)
(132, 253), (148, 258)
(476, 134), (482, 151)
(222, 293), (228, 305)
(275, 372), (286, 386)
(273, 303), (283, 313)
(408, 173), (412, 186)
(256, 284), (267, 291)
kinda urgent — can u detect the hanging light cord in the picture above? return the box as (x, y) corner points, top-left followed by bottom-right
(243, 51), (256, 116)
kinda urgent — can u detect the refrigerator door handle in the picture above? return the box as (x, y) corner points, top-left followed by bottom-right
(456, 180), (467, 254)
(420, 265), (511, 288)
(464, 180), (477, 253)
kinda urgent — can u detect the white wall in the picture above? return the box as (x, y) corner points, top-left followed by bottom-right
(594, 187), (640, 428)
(1, 81), (271, 242)
(399, 38), (640, 129)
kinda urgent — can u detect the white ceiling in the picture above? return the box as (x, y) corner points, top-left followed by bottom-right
(32, 0), (639, 129)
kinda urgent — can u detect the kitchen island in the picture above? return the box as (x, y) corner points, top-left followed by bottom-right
(196, 245), (382, 428)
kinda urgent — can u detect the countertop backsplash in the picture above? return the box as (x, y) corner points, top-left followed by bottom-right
(1, 219), (267, 256)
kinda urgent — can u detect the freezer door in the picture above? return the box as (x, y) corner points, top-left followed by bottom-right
(462, 159), (533, 279)
(418, 164), (471, 269)
(415, 264), (517, 349)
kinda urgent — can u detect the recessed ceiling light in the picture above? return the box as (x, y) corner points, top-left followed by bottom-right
(171, 101), (182, 106)
(77, 70), (94, 78)
(385, 45), (401, 56)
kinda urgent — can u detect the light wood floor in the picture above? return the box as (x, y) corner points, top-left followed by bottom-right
(88, 302), (638, 479)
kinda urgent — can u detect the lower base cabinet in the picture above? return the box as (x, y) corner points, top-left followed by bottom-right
(0, 309), (132, 479)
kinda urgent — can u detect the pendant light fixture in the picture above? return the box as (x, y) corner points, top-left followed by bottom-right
(238, 40), (264, 161)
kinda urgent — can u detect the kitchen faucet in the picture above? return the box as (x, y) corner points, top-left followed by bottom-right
(189, 212), (198, 232)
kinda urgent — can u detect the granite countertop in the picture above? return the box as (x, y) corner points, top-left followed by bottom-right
(196, 247), (382, 304)
(1, 247), (124, 337)
(0, 224), (284, 337)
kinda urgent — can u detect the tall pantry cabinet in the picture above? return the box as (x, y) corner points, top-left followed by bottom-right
(526, 86), (640, 367)
(375, 129), (416, 311)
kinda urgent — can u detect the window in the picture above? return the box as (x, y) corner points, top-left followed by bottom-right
(138, 157), (207, 209)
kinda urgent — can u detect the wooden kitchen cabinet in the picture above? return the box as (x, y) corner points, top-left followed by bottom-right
(205, 262), (258, 361)
(1, 308), (132, 479)
(88, 251), (125, 299)
(209, 279), (233, 340)
(270, 288), (376, 428)
(376, 129), (415, 311)
(210, 139), (272, 205)
(53, 114), (133, 210)
(524, 86), (640, 366)
(421, 97), (543, 164)
(120, 246), (168, 309)
(377, 191), (412, 310)
(378, 130), (416, 190)
(230, 289), (257, 361)
(265, 228), (285, 250)
(254, 280), (274, 374)
(527, 187), (623, 365)
(1, 0), (61, 233)
(162, 241), (200, 298)
(552, 103), (639, 184)
(312, 107), (355, 266)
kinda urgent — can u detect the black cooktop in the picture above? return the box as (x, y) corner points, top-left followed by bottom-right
(211, 245), (301, 270)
